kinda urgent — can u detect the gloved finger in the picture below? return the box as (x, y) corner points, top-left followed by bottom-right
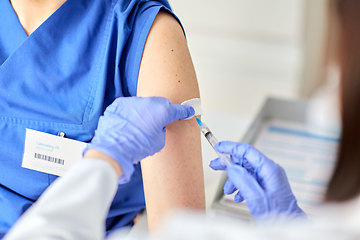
(214, 141), (243, 155)
(241, 159), (255, 176)
(227, 165), (265, 201)
(165, 104), (195, 125)
(234, 144), (278, 184)
(223, 178), (237, 195)
(214, 142), (255, 174)
(209, 158), (226, 171)
(214, 141), (244, 165)
(234, 191), (244, 203)
(216, 142), (277, 181)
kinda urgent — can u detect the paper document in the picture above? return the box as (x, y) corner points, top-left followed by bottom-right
(219, 119), (339, 215)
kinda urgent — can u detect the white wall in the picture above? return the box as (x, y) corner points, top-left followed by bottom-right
(168, 0), (307, 116)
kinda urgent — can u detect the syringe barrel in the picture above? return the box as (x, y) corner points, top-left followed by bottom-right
(219, 153), (233, 167)
(198, 121), (233, 167)
(204, 131), (218, 148)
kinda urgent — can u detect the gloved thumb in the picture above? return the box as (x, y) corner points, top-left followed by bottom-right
(165, 104), (195, 125)
(209, 157), (227, 170)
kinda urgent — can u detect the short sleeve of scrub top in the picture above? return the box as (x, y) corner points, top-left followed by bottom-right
(0, 0), (183, 237)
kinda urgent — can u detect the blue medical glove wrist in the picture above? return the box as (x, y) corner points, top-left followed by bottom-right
(210, 141), (306, 221)
(84, 97), (194, 183)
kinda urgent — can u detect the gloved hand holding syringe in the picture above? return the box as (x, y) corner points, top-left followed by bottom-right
(197, 116), (305, 221)
(197, 116), (306, 222)
(195, 117), (233, 167)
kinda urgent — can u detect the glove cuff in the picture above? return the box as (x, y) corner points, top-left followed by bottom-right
(84, 145), (135, 184)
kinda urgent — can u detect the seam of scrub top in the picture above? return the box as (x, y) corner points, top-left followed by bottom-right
(0, 116), (88, 129)
(82, 0), (118, 123)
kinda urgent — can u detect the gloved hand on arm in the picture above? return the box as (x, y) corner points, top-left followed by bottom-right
(210, 141), (306, 221)
(85, 97), (195, 183)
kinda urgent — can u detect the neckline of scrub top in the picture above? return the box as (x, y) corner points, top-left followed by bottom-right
(0, 0), (70, 66)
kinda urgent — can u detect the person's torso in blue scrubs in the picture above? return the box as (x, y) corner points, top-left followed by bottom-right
(0, 0), (177, 237)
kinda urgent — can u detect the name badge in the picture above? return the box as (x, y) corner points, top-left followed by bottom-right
(22, 129), (87, 176)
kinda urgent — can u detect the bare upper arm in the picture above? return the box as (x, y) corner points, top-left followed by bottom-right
(137, 11), (199, 101)
(137, 11), (205, 232)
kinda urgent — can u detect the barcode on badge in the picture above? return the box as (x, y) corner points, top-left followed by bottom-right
(34, 153), (65, 165)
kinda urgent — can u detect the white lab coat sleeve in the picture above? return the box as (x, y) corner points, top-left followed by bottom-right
(4, 159), (118, 240)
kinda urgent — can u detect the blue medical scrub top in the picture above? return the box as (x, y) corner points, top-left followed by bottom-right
(0, 0), (179, 237)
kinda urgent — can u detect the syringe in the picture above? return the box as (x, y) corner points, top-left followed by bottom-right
(196, 117), (233, 167)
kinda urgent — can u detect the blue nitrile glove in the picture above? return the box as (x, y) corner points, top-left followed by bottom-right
(86, 97), (195, 184)
(210, 141), (306, 221)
